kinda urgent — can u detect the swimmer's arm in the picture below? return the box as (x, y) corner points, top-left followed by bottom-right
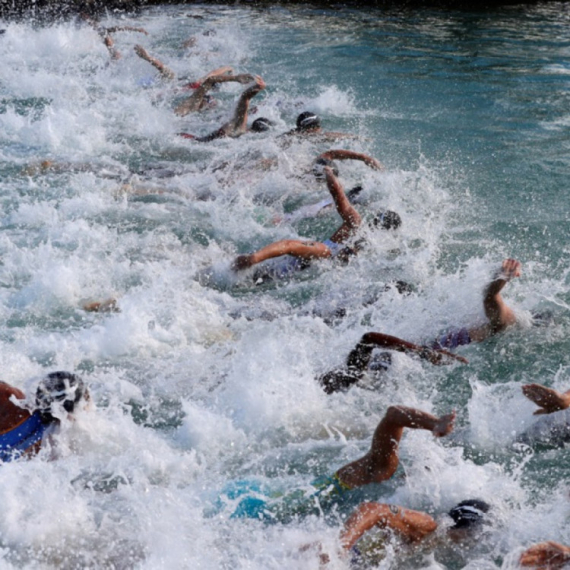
(318, 150), (384, 171)
(522, 384), (570, 415)
(101, 32), (121, 60)
(174, 71), (249, 117)
(481, 258), (521, 335)
(340, 503), (437, 551)
(228, 75), (265, 134)
(106, 26), (148, 35)
(134, 45), (175, 80)
(232, 239), (331, 271)
(325, 166), (361, 243)
(349, 332), (467, 368)
(519, 541), (570, 568)
(0, 382), (26, 401)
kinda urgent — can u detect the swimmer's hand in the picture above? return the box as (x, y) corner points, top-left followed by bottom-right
(433, 411), (456, 437)
(253, 75), (266, 89)
(365, 156), (384, 171)
(522, 384), (570, 415)
(494, 258), (522, 282)
(232, 73), (255, 85)
(519, 540), (570, 568)
(232, 254), (254, 272)
(134, 44), (149, 59)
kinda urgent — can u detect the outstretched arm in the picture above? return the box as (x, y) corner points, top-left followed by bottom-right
(318, 150), (384, 171)
(349, 332), (468, 367)
(232, 239), (331, 271)
(469, 258), (521, 341)
(340, 503), (437, 551)
(519, 541), (570, 568)
(522, 384), (570, 415)
(134, 45), (175, 80)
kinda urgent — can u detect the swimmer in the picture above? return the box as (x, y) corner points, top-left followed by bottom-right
(0, 372), (90, 462)
(319, 332), (468, 394)
(432, 258), (522, 350)
(232, 405), (455, 520)
(319, 258), (521, 393)
(281, 111), (360, 142)
(182, 75), (267, 142)
(270, 149), (383, 224)
(519, 541), (570, 568)
(231, 164), (400, 281)
(333, 498), (490, 565)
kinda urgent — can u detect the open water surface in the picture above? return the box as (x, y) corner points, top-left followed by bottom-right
(0, 3), (569, 568)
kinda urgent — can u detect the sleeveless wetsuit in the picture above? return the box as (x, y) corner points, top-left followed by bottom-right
(0, 411), (48, 462)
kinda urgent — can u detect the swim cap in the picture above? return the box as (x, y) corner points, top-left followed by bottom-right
(35, 371), (87, 415)
(346, 185), (363, 203)
(251, 117), (274, 133)
(448, 499), (490, 529)
(296, 111), (321, 131)
(312, 157), (339, 179)
(372, 210), (402, 231)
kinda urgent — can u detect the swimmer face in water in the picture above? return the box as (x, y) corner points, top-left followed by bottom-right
(337, 498), (491, 559)
(296, 111), (321, 132)
(250, 117), (275, 133)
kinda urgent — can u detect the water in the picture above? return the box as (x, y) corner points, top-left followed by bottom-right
(0, 3), (569, 568)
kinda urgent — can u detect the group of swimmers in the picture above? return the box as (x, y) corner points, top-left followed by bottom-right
(3, 17), (569, 569)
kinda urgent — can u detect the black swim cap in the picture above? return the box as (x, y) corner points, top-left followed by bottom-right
(448, 499), (490, 529)
(312, 157), (339, 179)
(296, 111), (321, 131)
(251, 117), (274, 133)
(372, 210), (402, 231)
(36, 371), (87, 415)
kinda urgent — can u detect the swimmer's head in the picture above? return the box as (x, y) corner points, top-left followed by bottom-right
(296, 111), (321, 131)
(251, 117), (275, 133)
(36, 371), (89, 418)
(370, 210), (402, 231)
(312, 157), (339, 180)
(448, 499), (490, 530)
(531, 310), (554, 327)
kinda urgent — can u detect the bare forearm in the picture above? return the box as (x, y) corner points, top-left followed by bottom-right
(325, 168), (360, 227)
(319, 150), (383, 170)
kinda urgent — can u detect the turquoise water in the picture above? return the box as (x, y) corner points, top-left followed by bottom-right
(0, 3), (569, 568)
